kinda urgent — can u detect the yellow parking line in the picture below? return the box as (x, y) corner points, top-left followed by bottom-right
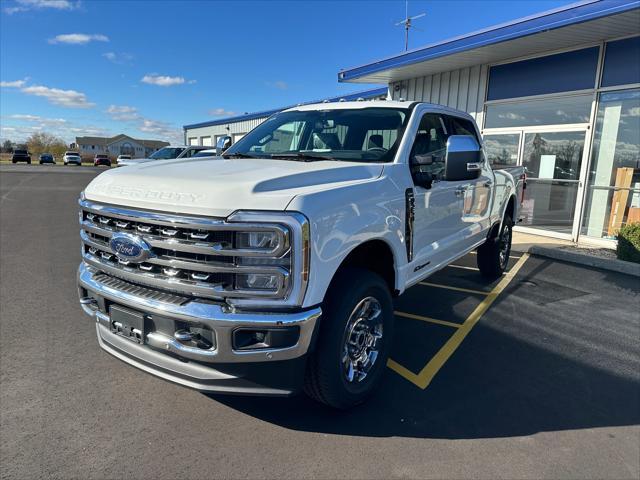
(394, 311), (461, 329)
(419, 282), (489, 296)
(388, 253), (530, 389)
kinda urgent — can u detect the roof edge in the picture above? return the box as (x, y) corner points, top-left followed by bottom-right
(338, 0), (640, 82)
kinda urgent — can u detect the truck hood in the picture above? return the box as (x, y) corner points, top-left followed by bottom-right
(84, 157), (383, 217)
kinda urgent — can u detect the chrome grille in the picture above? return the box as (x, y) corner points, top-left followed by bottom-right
(79, 199), (291, 300)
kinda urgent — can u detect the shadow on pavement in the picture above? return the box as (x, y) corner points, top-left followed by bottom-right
(210, 258), (640, 439)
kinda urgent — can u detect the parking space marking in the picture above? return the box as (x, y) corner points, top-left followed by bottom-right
(394, 311), (461, 329)
(388, 253), (530, 389)
(418, 282), (489, 296)
(468, 250), (520, 260)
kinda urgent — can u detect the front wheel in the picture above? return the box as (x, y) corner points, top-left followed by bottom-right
(477, 214), (513, 278)
(304, 267), (394, 409)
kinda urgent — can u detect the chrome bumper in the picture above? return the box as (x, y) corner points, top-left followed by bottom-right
(77, 262), (321, 394)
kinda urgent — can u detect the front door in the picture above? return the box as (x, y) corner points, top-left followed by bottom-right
(407, 111), (469, 284)
(483, 129), (588, 238)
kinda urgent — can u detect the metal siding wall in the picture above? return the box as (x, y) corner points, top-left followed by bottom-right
(389, 64), (489, 124)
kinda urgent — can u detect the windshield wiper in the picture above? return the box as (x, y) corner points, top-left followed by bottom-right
(269, 153), (336, 162)
(222, 152), (259, 159)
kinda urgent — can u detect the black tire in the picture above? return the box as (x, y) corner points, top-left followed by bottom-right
(477, 214), (513, 278)
(304, 267), (394, 409)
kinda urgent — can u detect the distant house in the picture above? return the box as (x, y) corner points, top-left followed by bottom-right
(73, 134), (169, 159)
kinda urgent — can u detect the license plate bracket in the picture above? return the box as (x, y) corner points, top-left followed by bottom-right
(110, 305), (145, 344)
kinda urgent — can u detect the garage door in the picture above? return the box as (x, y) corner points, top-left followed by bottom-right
(188, 137), (198, 146)
(233, 133), (245, 143)
(201, 136), (212, 146)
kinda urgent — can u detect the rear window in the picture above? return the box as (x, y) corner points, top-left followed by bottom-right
(14, 150), (27, 154)
(66, 152), (79, 156)
(96, 154), (109, 158)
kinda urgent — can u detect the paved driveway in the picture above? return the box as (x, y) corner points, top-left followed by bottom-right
(1, 165), (639, 479)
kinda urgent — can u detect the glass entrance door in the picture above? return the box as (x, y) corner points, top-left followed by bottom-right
(483, 129), (588, 237)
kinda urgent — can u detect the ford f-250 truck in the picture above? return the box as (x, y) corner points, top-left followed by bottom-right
(77, 100), (524, 408)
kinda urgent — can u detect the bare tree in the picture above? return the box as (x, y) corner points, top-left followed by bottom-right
(26, 132), (67, 158)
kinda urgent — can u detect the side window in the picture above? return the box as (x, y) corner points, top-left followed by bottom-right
(448, 116), (479, 141)
(410, 113), (449, 181)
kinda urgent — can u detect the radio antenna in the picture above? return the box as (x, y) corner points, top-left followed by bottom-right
(395, 1), (426, 51)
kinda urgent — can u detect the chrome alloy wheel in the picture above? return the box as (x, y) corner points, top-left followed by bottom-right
(499, 222), (512, 269)
(341, 296), (384, 384)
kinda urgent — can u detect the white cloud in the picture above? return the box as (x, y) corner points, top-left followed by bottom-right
(1, 79), (27, 88)
(106, 104), (140, 121)
(103, 51), (133, 65)
(10, 114), (67, 124)
(267, 80), (288, 90)
(208, 108), (236, 117)
(4, 0), (78, 14)
(139, 118), (182, 144)
(141, 74), (192, 87)
(48, 33), (109, 45)
(21, 84), (94, 108)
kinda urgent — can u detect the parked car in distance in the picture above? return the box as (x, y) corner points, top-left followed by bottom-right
(63, 151), (82, 166)
(94, 154), (112, 167)
(11, 149), (31, 164)
(77, 101), (527, 409)
(117, 145), (211, 166)
(192, 149), (217, 158)
(39, 153), (56, 164)
(116, 154), (131, 166)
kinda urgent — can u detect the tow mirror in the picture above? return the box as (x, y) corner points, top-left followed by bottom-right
(444, 135), (482, 181)
(215, 136), (233, 155)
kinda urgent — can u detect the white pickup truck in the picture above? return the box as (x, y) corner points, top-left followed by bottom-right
(77, 100), (524, 408)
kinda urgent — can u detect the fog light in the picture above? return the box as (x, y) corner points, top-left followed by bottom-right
(236, 273), (280, 291)
(233, 327), (300, 350)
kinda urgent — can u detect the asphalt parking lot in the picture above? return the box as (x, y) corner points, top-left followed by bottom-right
(1, 164), (639, 479)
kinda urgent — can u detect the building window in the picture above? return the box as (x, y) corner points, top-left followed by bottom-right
(601, 36), (640, 88)
(484, 94), (592, 128)
(581, 89), (640, 239)
(483, 133), (520, 168)
(487, 46), (599, 101)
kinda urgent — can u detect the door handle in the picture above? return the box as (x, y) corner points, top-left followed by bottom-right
(483, 181), (493, 188)
(455, 186), (468, 197)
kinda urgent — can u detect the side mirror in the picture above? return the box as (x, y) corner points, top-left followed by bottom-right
(444, 135), (482, 181)
(215, 136), (233, 155)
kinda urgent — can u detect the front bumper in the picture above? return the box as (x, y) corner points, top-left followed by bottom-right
(77, 262), (321, 395)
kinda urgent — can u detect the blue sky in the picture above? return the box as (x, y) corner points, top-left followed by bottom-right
(0, 0), (573, 145)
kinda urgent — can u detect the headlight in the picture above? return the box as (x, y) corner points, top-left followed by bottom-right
(236, 273), (281, 291)
(236, 231), (279, 250)
(226, 211), (310, 310)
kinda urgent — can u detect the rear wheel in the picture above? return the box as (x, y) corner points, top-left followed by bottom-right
(477, 214), (513, 278)
(304, 267), (393, 409)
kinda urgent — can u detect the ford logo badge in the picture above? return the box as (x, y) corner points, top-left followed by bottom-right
(109, 233), (152, 263)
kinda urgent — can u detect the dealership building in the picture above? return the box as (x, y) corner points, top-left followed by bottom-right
(339, 0), (639, 245)
(184, 0), (639, 246)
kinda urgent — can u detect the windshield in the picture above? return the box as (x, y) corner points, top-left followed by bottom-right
(193, 150), (215, 158)
(149, 147), (185, 160)
(66, 152), (79, 156)
(224, 107), (410, 163)
(15, 150), (27, 154)
(119, 155), (131, 159)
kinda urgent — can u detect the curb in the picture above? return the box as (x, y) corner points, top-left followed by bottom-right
(526, 245), (640, 278)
